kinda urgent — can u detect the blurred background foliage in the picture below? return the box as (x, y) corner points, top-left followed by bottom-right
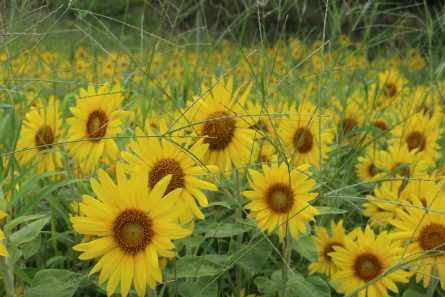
(1, 0), (444, 51)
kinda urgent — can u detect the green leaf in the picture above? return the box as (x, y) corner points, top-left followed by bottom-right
(207, 201), (231, 209)
(21, 235), (41, 259)
(14, 267), (33, 285)
(291, 234), (318, 262)
(179, 276), (218, 297)
(288, 274), (331, 297)
(229, 238), (272, 276)
(4, 214), (48, 235)
(316, 206), (347, 215)
(9, 216), (50, 247)
(402, 289), (426, 297)
(7, 171), (67, 210)
(20, 179), (83, 215)
(24, 269), (85, 297)
(175, 255), (226, 278)
(205, 222), (252, 238)
(254, 276), (286, 294)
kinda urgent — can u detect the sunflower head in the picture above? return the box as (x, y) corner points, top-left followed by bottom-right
(71, 166), (191, 297)
(330, 225), (411, 296)
(243, 162), (319, 240)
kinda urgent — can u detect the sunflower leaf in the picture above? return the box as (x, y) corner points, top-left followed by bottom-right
(316, 206), (348, 215)
(24, 269), (85, 297)
(9, 216), (50, 247)
(175, 255), (226, 278)
(290, 234), (318, 262)
(204, 222), (252, 238)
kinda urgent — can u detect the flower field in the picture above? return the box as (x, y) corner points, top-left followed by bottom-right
(1, 1), (445, 297)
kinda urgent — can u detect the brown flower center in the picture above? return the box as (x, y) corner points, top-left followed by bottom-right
(419, 223), (445, 252)
(342, 118), (359, 135)
(86, 110), (108, 141)
(391, 162), (410, 177)
(202, 111), (236, 151)
(250, 119), (269, 134)
(265, 183), (294, 213)
(353, 253), (382, 282)
(149, 158), (184, 195)
(383, 83), (397, 98)
(374, 120), (388, 132)
(34, 125), (54, 151)
(113, 209), (153, 255)
(322, 241), (343, 261)
(367, 164), (378, 177)
(406, 131), (426, 152)
(293, 127), (313, 153)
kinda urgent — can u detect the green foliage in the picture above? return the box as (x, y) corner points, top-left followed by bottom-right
(23, 269), (85, 297)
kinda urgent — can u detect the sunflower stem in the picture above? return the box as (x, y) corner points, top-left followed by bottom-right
(148, 287), (157, 297)
(50, 206), (58, 254)
(426, 265), (439, 297)
(235, 170), (243, 297)
(281, 238), (292, 297)
(0, 256), (14, 297)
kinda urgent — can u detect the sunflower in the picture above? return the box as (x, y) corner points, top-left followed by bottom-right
(16, 97), (63, 173)
(400, 177), (445, 208)
(185, 76), (257, 174)
(245, 100), (276, 140)
(243, 162), (319, 240)
(67, 84), (128, 174)
(330, 96), (366, 141)
(363, 181), (404, 227)
(366, 109), (395, 142)
(375, 143), (428, 179)
(0, 210), (8, 256)
(402, 85), (440, 116)
(279, 105), (332, 170)
(368, 69), (407, 110)
(309, 220), (347, 277)
(356, 147), (384, 182)
(390, 194), (445, 289)
(71, 166), (190, 297)
(391, 111), (442, 166)
(121, 125), (218, 223)
(260, 140), (276, 163)
(330, 225), (411, 297)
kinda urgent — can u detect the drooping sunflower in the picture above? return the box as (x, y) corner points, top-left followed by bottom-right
(71, 166), (190, 297)
(330, 225), (411, 297)
(363, 181), (404, 227)
(309, 220), (347, 277)
(390, 194), (445, 289)
(67, 84), (128, 174)
(16, 97), (63, 173)
(243, 162), (319, 240)
(185, 76), (257, 174)
(0, 210), (8, 256)
(121, 125), (218, 223)
(279, 104), (332, 170)
(391, 111), (442, 167)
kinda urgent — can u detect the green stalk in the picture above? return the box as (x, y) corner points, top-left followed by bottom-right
(0, 256), (14, 297)
(281, 238), (292, 297)
(235, 170), (242, 297)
